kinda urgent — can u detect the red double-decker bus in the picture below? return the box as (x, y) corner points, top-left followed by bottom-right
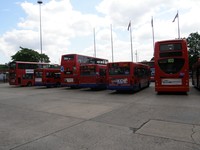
(107, 62), (150, 91)
(154, 39), (189, 93)
(79, 64), (107, 89)
(9, 61), (49, 86)
(34, 67), (61, 88)
(192, 59), (200, 89)
(60, 54), (108, 88)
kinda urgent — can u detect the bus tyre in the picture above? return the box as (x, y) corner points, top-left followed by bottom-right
(27, 82), (32, 87)
(138, 83), (141, 91)
(56, 82), (61, 87)
(147, 81), (150, 87)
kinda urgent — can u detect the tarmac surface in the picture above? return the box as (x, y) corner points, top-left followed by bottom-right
(0, 82), (200, 150)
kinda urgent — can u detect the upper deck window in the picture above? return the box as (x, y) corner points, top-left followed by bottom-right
(160, 43), (182, 52)
(63, 55), (74, 61)
(109, 66), (130, 75)
(9, 63), (16, 69)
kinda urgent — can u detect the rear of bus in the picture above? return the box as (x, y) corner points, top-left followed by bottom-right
(9, 61), (17, 85)
(35, 68), (61, 87)
(9, 61), (35, 86)
(154, 39), (189, 93)
(107, 62), (150, 91)
(107, 62), (135, 91)
(60, 54), (80, 87)
(79, 64), (107, 89)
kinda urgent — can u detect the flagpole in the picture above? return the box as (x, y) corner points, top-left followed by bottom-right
(172, 10), (180, 39)
(151, 16), (155, 51)
(93, 28), (96, 57)
(128, 21), (133, 62)
(177, 11), (180, 39)
(135, 50), (138, 62)
(110, 24), (114, 62)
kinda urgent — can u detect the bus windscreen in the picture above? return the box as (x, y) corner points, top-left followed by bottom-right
(109, 66), (130, 75)
(160, 43), (182, 51)
(63, 55), (74, 60)
(158, 58), (185, 74)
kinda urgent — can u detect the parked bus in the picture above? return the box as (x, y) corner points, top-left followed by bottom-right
(154, 39), (189, 93)
(140, 60), (155, 81)
(107, 62), (150, 91)
(192, 58), (200, 89)
(60, 54), (108, 88)
(79, 64), (107, 89)
(34, 68), (61, 87)
(9, 61), (49, 86)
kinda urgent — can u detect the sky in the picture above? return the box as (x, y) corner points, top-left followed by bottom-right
(0, 0), (200, 64)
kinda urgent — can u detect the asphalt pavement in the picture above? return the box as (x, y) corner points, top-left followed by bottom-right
(0, 82), (200, 150)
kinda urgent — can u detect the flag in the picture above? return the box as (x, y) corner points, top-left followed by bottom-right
(127, 21), (131, 31)
(151, 17), (153, 27)
(172, 12), (178, 22)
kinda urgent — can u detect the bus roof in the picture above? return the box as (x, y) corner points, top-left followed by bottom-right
(80, 64), (107, 67)
(61, 53), (108, 61)
(155, 39), (186, 43)
(35, 68), (60, 71)
(108, 61), (149, 67)
(10, 61), (49, 65)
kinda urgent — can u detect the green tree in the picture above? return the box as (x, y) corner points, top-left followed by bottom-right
(0, 64), (8, 70)
(187, 32), (200, 69)
(40, 53), (50, 63)
(11, 47), (50, 63)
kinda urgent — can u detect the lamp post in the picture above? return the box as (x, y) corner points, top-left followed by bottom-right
(37, 1), (43, 55)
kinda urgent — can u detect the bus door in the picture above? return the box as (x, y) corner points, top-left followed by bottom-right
(18, 77), (21, 84)
(99, 68), (107, 84)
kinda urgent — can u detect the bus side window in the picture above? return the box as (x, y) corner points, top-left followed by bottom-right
(54, 73), (60, 79)
(46, 72), (54, 78)
(141, 68), (145, 77)
(134, 68), (139, 77)
(138, 68), (142, 77)
(23, 74), (33, 79)
(137, 68), (144, 77)
(99, 68), (106, 76)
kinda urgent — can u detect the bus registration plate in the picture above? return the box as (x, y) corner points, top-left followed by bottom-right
(161, 79), (182, 85)
(35, 78), (42, 82)
(65, 78), (74, 83)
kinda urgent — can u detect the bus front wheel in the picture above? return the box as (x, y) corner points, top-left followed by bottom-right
(27, 82), (32, 87)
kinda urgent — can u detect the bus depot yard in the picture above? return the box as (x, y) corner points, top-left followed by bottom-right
(0, 83), (200, 150)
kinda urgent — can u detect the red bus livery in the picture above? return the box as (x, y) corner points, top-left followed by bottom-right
(60, 54), (108, 88)
(35, 68), (61, 87)
(107, 62), (150, 91)
(9, 61), (49, 86)
(154, 39), (189, 93)
(192, 59), (200, 89)
(79, 64), (107, 89)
